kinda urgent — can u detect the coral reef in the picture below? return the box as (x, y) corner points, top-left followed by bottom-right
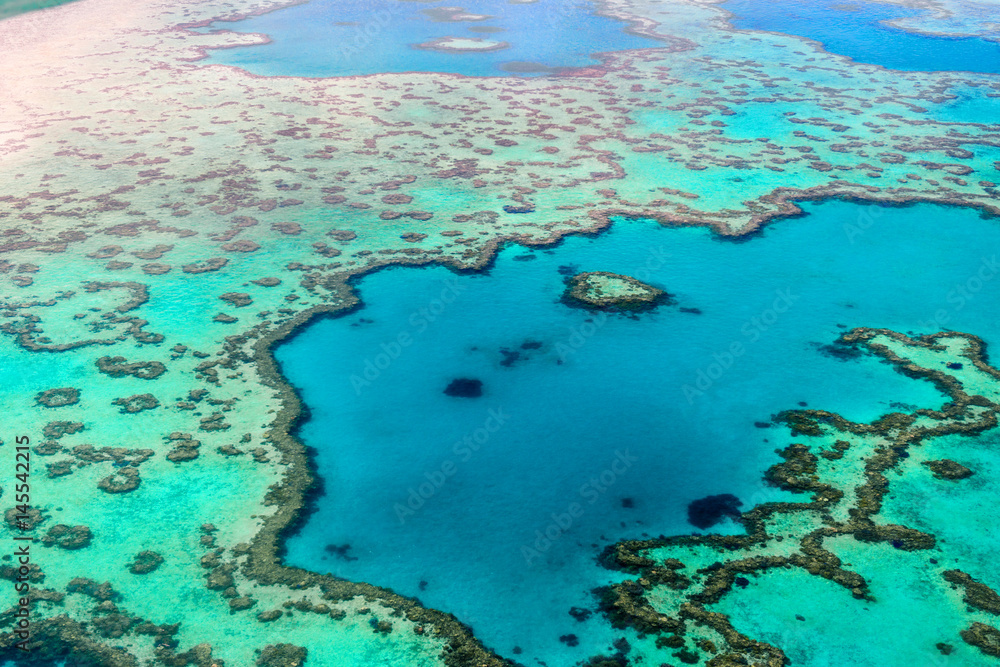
(562, 271), (673, 312)
(598, 329), (1000, 663)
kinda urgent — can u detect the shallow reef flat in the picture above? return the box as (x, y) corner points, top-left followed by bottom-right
(561, 270), (671, 311)
(723, 0), (1000, 74)
(412, 36), (511, 53)
(0, 0), (76, 20)
(873, 0), (1000, 39)
(600, 329), (1000, 666)
(0, 0), (998, 664)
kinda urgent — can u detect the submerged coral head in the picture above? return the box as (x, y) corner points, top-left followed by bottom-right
(444, 378), (483, 398)
(687, 493), (743, 529)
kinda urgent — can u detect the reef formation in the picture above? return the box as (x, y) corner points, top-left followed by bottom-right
(0, 0), (998, 664)
(413, 36), (511, 53)
(598, 328), (1000, 665)
(562, 271), (672, 312)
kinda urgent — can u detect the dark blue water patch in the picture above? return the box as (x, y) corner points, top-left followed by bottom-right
(276, 201), (1000, 664)
(196, 0), (659, 78)
(725, 0), (1000, 74)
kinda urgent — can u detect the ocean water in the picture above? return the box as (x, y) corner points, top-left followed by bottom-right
(715, 537), (994, 666)
(197, 0), (659, 78)
(724, 0), (1000, 74)
(880, 429), (1000, 590)
(0, 0), (76, 20)
(275, 201), (1000, 665)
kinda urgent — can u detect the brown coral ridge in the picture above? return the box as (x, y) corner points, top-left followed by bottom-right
(561, 271), (674, 313)
(166, 435), (202, 462)
(34, 386), (80, 408)
(942, 569), (1000, 616)
(83, 281), (150, 313)
(25, 271), (515, 665)
(112, 393), (161, 414)
(0, 616), (139, 666)
(239, 281), (513, 667)
(1, 308), (163, 352)
(0, 578), (227, 666)
(97, 355), (167, 379)
(41, 524), (93, 550)
(585, 188), (1000, 245)
(962, 622), (1000, 657)
(98, 467), (142, 494)
(923, 458), (974, 480)
(129, 551), (165, 575)
(256, 643), (307, 666)
(597, 328), (1000, 664)
(45, 443), (154, 481)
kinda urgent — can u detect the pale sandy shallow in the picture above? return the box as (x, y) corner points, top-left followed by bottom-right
(873, 0), (1000, 39)
(412, 36), (510, 52)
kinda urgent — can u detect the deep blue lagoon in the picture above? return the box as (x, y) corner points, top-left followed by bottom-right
(725, 0), (1000, 74)
(197, 0), (659, 77)
(276, 201), (1000, 665)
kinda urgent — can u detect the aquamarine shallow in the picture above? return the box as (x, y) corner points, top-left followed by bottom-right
(198, 0), (658, 77)
(724, 0), (1000, 74)
(275, 201), (1000, 665)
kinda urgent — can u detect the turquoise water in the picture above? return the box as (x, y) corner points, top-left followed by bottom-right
(725, 0), (1000, 74)
(716, 537), (995, 666)
(0, 0), (78, 21)
(882, 429), (1000, 591)
(197, 0), (659, 78)
(275, 201), (1000, 664)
